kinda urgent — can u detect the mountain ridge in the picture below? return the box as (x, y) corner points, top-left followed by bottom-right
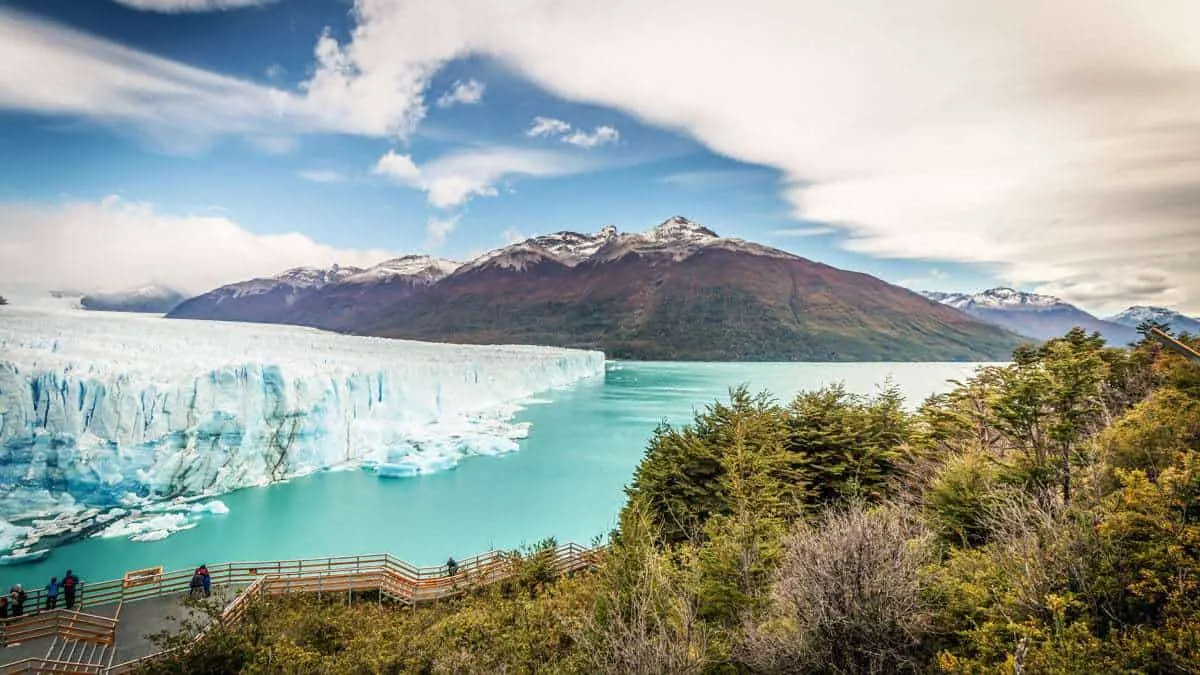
(921, 287), (1138, 345)
(168, 217), (1022, 361)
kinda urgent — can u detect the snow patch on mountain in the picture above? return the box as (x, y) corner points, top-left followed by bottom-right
(342, 256), (460, 285)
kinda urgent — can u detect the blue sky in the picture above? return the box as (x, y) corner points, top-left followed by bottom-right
(1, 0), (1197, 314)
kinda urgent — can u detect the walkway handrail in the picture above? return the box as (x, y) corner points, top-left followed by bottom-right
(27, 545), (599, 613)
(0, 656), (107, 674)
(103, 543), (603, 674)
(0, 608), (118, 647)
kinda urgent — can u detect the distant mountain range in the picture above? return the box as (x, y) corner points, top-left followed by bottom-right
(1106, 306), (1200, 335)
(168, 217), (1022, 361)
(921, 288), (1151, 345)
(80, 284), (187, 314)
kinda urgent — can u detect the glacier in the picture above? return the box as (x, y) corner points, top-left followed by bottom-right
(0, 303), (604, 548)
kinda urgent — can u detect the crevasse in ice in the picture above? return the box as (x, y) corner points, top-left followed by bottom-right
(0, 305), (605, 524)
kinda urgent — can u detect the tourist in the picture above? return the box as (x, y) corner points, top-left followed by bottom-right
(188, 570), (204, 599)
(9, 585), (25, 617)
(198, 564), (211, 597)
(45, 577), (59, 610)
(62, 570), (79, 609)
(0, 596), (9, 619)
(446, 557), (459, 576)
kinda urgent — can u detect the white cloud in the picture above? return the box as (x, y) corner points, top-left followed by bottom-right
(0, 6), (428, 146)
(316, 0), (1200, 314)
(501, 227), (526, 244)
(526, 117), (571, 137)
(0, 197), (396, 294)
(372, 151), (423, 184)
(436, 79), (485, 108)
(373, 146), (594, 208)
(298, 169), (347, 183)
(110, 0), (278, 11)
(526, 117), (618, 149)
(425, 214), (460, 248)
(563, 125), (618, 148)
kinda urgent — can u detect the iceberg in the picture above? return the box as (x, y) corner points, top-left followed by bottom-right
(0, 304), (605, 534)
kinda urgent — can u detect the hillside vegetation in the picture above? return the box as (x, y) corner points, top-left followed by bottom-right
(144, 327), (1200, 673)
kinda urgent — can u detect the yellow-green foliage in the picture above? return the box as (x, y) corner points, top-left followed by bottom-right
(143, 329), (1200, 674)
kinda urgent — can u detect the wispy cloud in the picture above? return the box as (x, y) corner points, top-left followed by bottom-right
(425, 214), (460, 248)
(297, 169), (347, 183)
(436, 79), (485, 108)
(373, 146), (596, 208)
(0, 6), (428, 148)
(563, 125), (619, 148)
(526, 116), (619, 149)
(526, 117), (571, 138)
(0, 196), (394, 294)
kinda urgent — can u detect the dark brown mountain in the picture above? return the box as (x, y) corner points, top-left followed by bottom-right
(168, 217), (1021, 361)
(361, 218), (1021, 361)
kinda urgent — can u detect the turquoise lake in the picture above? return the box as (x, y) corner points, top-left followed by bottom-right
(5, 361), (986, 589)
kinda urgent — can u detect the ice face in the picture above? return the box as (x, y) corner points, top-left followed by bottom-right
(0, 305), (605, 526)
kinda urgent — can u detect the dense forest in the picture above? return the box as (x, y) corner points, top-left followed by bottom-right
(145, 326), (1200, 673)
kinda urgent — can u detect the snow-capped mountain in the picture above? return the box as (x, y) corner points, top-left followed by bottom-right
(457, 216), (772, 275)
(80, 284), (188, 314)
(922, 288), (1138, 345)
(371, 217), (1018, 361)
(1107, 306), (1200, 335)
(168, 216), (1021, 360)
(169, 258), (459, 331)
(923, 288), (1067, 312)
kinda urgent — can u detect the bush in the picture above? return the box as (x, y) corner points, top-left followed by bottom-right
(740, 503), (935, 674)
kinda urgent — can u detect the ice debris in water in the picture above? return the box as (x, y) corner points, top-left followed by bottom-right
(96, 500), (229, 543)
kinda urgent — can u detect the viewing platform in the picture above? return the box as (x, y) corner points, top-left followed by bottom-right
(0, 543), (602, 674)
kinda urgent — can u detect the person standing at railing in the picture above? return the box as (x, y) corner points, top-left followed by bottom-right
(44, 577), (59, 610)
(62, 570), (79, 609)
(198, 564), (212, 597)
(446, 557), (459, 576)
(9, 585), (25, 617)
(0, 595), (8, 619)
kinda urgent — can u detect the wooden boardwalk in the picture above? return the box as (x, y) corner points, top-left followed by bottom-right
(0, 543), (601, 674)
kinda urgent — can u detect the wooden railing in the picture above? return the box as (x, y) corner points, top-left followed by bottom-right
(101, 543), (603, 674)
(0, 544), (603, 673)
(0, 608), (118, 647)
(0, 657), (107, 674)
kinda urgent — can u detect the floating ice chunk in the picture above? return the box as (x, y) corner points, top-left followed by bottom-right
(0, 519), (33, 554)
(190, 500), (230, 515)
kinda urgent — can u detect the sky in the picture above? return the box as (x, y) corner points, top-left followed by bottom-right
(0, 0), (1198, 315)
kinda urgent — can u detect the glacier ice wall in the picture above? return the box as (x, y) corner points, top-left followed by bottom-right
(0, 306), (604, 521)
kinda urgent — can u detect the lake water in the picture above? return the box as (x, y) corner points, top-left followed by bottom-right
(4, 361), (985, 589)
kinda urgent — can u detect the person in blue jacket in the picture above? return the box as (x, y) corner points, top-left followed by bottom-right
(45, 577), (59, 610)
